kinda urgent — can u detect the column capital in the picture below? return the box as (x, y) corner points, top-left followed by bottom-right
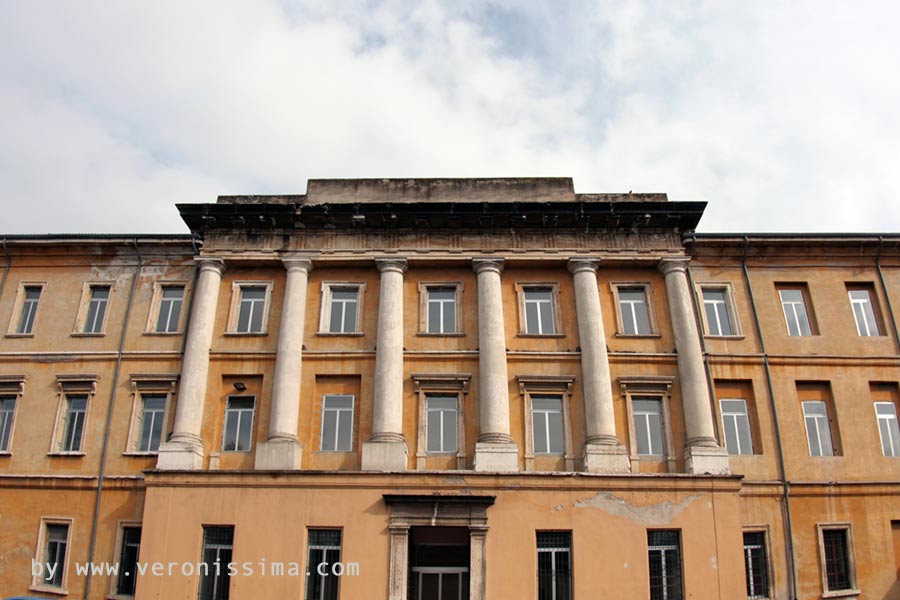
(658, 257), (691, 276)
(376, 257), (408, 274)
(195, 256), (226, 275)
(472, 258), (504, 275)
(281, 257), (314, 273)
(567, 258), (601, 275)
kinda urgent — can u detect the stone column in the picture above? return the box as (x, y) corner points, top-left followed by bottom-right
(659, 257), (730, 474)
(157, 257), (224, 470)
(256, 258), (312, 470)
(568, 259), (629, 473)
(362, 258), (408, 471)
(472, 259), (518, 472)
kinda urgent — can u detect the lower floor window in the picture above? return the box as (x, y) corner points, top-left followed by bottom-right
(199, 526), (233, 600)
(821, 526), (855, 592)
(743, 531), (769, 599)
(117, 526), (142, 596)
(648, 530), (683, 600)
(537, 531), (572, 600)
(306, 529), (342, 600)
(44, 522), (69, 588)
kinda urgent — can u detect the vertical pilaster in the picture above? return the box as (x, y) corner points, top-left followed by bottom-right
(388, 524), (409, 600)
(469, 526), (488, 600)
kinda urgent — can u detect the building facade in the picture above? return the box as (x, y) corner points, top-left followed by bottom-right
(0, 178), (898, 600)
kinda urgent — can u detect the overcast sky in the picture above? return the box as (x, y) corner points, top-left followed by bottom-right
(1, 1), (898, 235)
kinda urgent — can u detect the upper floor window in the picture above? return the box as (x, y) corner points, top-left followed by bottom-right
(700, 285), (738, 336)
(422, 285), (461, 334)
(426, 394), (458, 453)
(634, 398), (664, 456)
(413, 373), (470, 469)
(9, 284), (43, 335)
(320, 283), (365, 334)
(778, 286), (815, 336)
(199, 526), (233, 600)
(648, 530), (683, 600)
(720, 399), (753, 455)
(0, 394), (15, 453)
(61, 394), (88, 453)
(222, 396), (255, 452)
(321, 394), (354, 452)
(137, 394), (167, 452)
(151, 284), (185, 333)
(78, 284), (111, 334)
(621, 378), (676, 472)
(743, 530), (770, 599)
(537, 531), (572, 600)
(124, 375), (176, 455)
(228, 282), (272, 334)
(847, 286), (881, 336)
(802, 401), (834, 457)
(875, 402), (900, 457)
(612, 283), (656, 336)
(532, 395), (564, 454)
(518, 376), (575, 471)
(816, 524), (858, 595)
(517, 285), (559, 335)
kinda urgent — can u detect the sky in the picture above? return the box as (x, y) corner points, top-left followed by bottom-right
(1, 1), (899, 235)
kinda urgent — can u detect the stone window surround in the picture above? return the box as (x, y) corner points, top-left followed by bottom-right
(609, 281), (660, 337)
(225, 280), (274, 335)
(48, 374), (99, 456)
(123, 374), (178, 455)
(6, 280), (45, 337)
(108, 519), (142, 600)
(317, 281), (367, 335)
(619, 376), (677, 473)
(514, 281), (564, 337)
(742, 525), (774, 600)
(144, 280), (191, 335)
(412, 373), (471, 470)
(0, 375), (26, 455)
(30, 516), (74, 595)
(695, 280), (743, 338)
(417, 281), (465, 336)
(72, 281), (114, 336)
(517, 375), (576, 471)
(816, 522), (860, 598)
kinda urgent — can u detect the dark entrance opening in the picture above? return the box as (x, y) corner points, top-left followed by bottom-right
(408, 526), (470, 600)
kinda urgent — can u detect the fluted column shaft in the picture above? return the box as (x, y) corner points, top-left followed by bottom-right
(474, 259), (513, 443)
(370, 259), (407, 442)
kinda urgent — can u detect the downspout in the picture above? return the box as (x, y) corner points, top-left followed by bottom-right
(741, 236), (797, 600)
(83, 239), (142, 600)
(875, 237), (900, 353)
(0, 239), (10, 303)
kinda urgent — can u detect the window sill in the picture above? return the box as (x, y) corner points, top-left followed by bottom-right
(220, 449), (252, 454)
(31, 583), (68, 596)
(143, 331), (182, 336)
(517, 333), (566, 338)
(123, 451), (159, 457)
(224, 331), (268, 337)
(48, 451), (86, 457)
(316, 449), (355, 454)
(822, 589), (860, 599)
(316, 332), (365, 337)
(71, 332), (105, 337)
(417, 332), (466, 337)
(5, 332), (35, 338)
(615, 333), (662, 339)
(108, 593), (136, 600)
(0, 451), (10, 456)
(704, 334), (746, 340)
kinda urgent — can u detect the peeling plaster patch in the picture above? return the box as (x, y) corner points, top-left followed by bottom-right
(710, 556), (718, 570)
(551, 504), (564, 512)
(573, 492), (702, 525)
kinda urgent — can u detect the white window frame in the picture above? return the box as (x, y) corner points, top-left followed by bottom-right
(620, 377), (676, 473)
(696, 282), (741, 337)
(109, 520), (142, 599)
(847, 286), (880, 337)
(73, 282), (113, 336)
(221, 395), (256, 452)
(320, 394), (355, 452)
(145, 281), (189, 334)
(418, 282), (464, 335)
(743, 527), (773, 600)
(6, 281), (45, 337)
(518, 376), (575, 471)
(318, 282), (366, 335)
(226, 281), (273, 335)
(124, 375), (177, 455)
(0, 375), (25, 454)
(425, 394), (459, 454)
(816, 523), (859, 597)
(49, 375), (98, 456)
(875, 401), (900, 457)
(778, 286), (814, 337)
(413, 373), (471, 469)
(720, 398), (754, 455)
(802, 400), (835, 457)
(611, 282), (658, 336)
(31, 516), (74, 594)
(515, 283), (563, 336)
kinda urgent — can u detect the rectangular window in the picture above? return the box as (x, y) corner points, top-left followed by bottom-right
(743, 531), (769, 599)
(618, 287), (652, 335)
(876, 402), (900, 457)
(305, 529), (342, 600)
(537, 531), (572, 600)
(848, 288), (880, 336)
(427, 287), (457, 334)
(634, 398), (664, 456)
(321, 395), (354, 452)
(323, 285), (361, 334)
(721, 399), (753, 455)
(426, 394), (458, 453)
(199, 526), (233, 600)
(702, 288), (734, 336)
(137, 394), (167, 452)
(17, 285), (42, 334)
(117, 526), (141, 596)
(155, 285), (184, 333)
(222, 396), (255, 452)
(0, 394), (16, 452)
(648, 530), (683, 600)
(532, 395), (564, 454)
(803, 400), (834, 457)
(43, 522), (69, 589)
(819, 527), (855, 593)
(524, 288), (556, 334)
(83, 285), (111, 333)
(236, 286), (267, 333)
(779, 287), (813, 336)
(61, 394), (88, 452)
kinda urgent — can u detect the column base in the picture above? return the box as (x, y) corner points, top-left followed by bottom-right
(156, 440), (204, 470)
(362, 441), (408, 471)
(583, 442), (630, 474)
(683, 444), (731, 475)
(473, 442), (519, 472)
(255, 439), (302, 470)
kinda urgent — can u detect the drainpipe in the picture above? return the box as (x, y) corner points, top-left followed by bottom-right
(0, 239), (10, 303)
(875, 237), (900, 353)
(83, 238), (142, 600)
(741, 237), (797, 600)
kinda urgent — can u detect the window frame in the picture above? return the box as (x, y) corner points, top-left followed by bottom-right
(413, 373), (471, 469)
(743, 527), (773, 600)
(696, 282), (741, 337)
(0, 375), (25, 454)
(417, 282), (465, 336)
(611, 282), (659, 337)
(73, 282), (113, 336)
(49, 375), (98, 456)
(318, 282), (366, 335)
(31, 516), (74, 594)
(620, 377), (676, 473)
(221, 394), (256, 453)
(777, 284), (817, 337)
(518, 376), (575, 471)
(647, 529), (684, 600)
(536, 530), (573, 600)
(515, 282), (564, 337)
(720, 398), (754, 455)
(802, 400), (836, 457)
(226, 281), (273, 335)
(846, 284), (882, 337)
(124, 375), (177, 455)
(145, 281), (189, 335)
(6, 281), (45, 337)
(875, 401), (900, 457)
(816, 523), (859, 598)
(108, 521), (142, 599)
(305, 528), (343, 600)
(320, 394), (356, 453)
(199, 525), (234, 600)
